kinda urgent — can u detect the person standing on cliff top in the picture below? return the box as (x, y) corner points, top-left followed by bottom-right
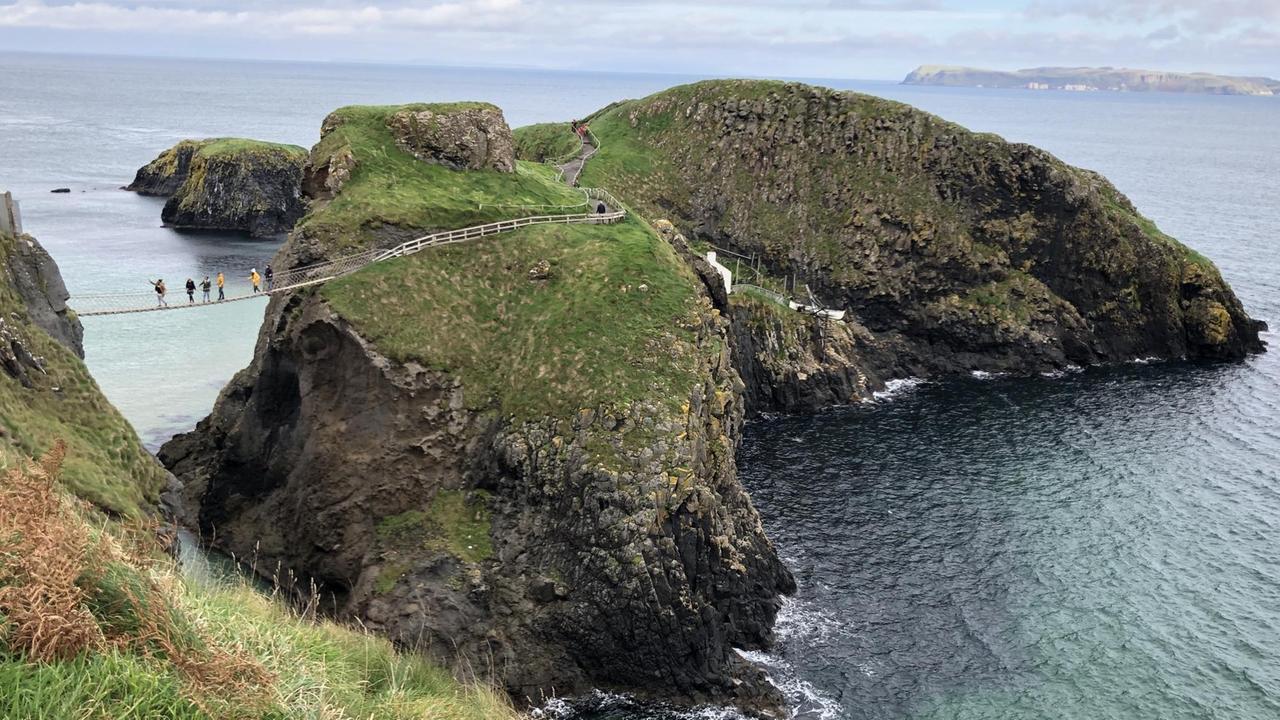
(265, 265), (274, 292)
(184, 278), (196, 304)
(250, 268), (261, 294)
(200, 276), (212, 303)
(149, 279), (167, 307)
(216, 272), (225, 301)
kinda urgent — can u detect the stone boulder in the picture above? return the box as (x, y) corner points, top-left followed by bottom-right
(386, 104), (516, 173)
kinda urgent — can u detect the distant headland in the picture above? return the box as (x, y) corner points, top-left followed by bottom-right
(903, 65), (1280, 96)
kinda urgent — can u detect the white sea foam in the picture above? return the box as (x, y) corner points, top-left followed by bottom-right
(736, 650), (843, 720)
(969, 370), (1002, 380)
(1040, 364), (1084, 378)
(873, 377), (925, 401)
(773, 595), (854, 645)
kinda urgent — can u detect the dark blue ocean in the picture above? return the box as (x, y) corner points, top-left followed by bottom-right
(1, 52), (1277, 720)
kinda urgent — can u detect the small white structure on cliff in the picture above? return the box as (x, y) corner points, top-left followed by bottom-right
(706, 250), (846, 320)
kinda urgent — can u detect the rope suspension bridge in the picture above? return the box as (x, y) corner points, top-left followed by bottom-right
(71, 124), (623, 318)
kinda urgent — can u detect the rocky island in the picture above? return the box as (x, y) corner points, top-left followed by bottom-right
(127, 138), (308, 237)
(4, 78), (1265, 720)
(903, 65), (1280, 96)
(541, 80), (1262, 410)
(153, 79), (1264, 717)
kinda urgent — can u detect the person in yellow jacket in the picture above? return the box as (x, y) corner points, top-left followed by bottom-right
(216, 272), (225, 301)
(250, 268), (261, 294)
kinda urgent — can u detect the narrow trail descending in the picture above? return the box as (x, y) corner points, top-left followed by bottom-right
(556, 130), (598, 187)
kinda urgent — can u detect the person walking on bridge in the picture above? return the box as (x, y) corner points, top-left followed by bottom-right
(265, 265), (274, 292)
(250, 268), (261, 294)
(185, 278), (196, 304)
(200, 276), (212, 303)
(149, 279), (168, 307)
(216, 272), (225, 301)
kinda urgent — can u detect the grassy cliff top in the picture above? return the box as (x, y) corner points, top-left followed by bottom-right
(512, 122), (581, 162)
(194, 137), (307, 158)
(0, 233), (167, 518)
(322, 216), (706, 420)
(580, 78), (1212, 270)
(297, 103), (588, 253)
(576, 78), (1259, 364)
(148, 138), (305, 167)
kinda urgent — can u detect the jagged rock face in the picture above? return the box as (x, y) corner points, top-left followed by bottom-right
(127, 140), (202, 197)
(161, 289), (794, 713)
(726, 301), (880, 414)
(586, 80), (1264, 379)
(654, 218), (880, 414)
(301, 145), (356, 202)
(128, 139), (307, 237)
(2, 232), (83, 358)
(385, 105), (516, 173)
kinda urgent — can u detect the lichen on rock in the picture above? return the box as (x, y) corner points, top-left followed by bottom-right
(385, 103), (516, 173)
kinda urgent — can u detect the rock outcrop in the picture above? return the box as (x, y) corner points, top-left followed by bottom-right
(162, 102), (793, 715)
(578, 80), (1265, 395)
(654, 218), (880, 414)
(385, 103), (516, 172)
(1, 231), (82, 357)
(0, 225), (167, 516)
(161, 287), (792, 711)
(127, 139), (308, 237)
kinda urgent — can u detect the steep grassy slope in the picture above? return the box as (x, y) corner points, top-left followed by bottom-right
(322, 216), (703, 420)
(0, 231), (167, 517)
(579, 79), (1262, 374)
(512, 122), (581, 162)
(0, 449), (517, 720)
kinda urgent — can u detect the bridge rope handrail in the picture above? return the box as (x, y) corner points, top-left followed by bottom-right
(72, 191), (625, 317)
(73, 124), (620, 317)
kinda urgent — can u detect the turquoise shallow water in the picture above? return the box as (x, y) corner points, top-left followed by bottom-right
(1, 53), (1277, 719)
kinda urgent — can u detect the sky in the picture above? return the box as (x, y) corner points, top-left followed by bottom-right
(0, 0), (1275, 80)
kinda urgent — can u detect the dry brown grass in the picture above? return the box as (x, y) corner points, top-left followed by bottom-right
(0, 441), (104, 661)
(0, 443), (277, 715)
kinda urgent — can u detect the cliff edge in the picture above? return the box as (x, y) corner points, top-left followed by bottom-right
(0, 224), (168, 517)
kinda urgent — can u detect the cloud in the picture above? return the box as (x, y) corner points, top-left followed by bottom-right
(1025, 0), (1280, 33)
(0, 0), (534, 35)
(0, 0), (1273, 79)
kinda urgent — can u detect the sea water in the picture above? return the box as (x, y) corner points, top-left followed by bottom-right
(1, 52), (1277, 719)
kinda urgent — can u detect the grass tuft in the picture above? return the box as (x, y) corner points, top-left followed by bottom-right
(0, 445), (519, 719)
